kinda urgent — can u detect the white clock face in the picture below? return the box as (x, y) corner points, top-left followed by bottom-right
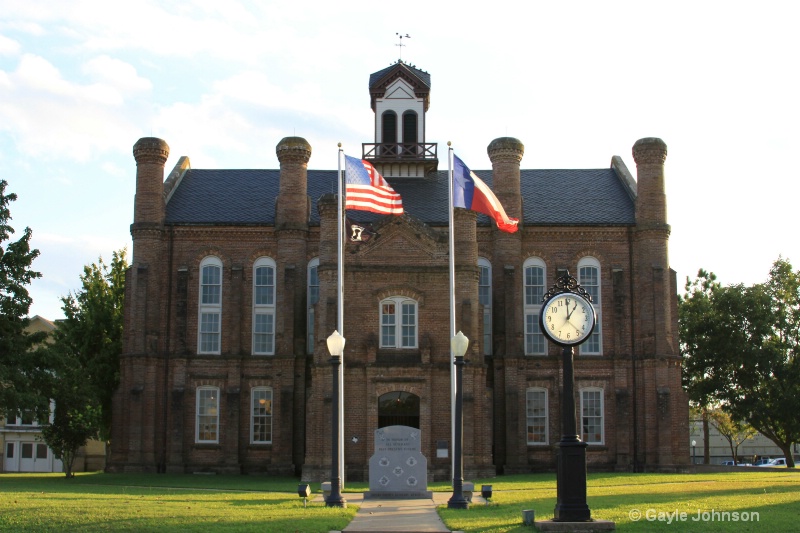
(541, 293), (596, 346)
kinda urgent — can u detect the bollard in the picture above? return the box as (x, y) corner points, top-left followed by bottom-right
(522, 509), (535, 526)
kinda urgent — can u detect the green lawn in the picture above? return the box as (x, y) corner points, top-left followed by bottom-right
(0, 470), (798, 532)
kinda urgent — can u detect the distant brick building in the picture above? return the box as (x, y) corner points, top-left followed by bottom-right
(108, 61), (689, 480)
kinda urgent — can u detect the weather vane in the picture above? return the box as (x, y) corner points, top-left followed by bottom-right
(396, 33), (410, 61)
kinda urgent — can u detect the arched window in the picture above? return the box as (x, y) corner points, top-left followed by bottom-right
(526, 388), (549, 445)
(578, 257), (602, 355)
(250, 387), (273, 444)
(196, 386), (220, 443)
(380, 296), (418, 349)
(307, 258), (319, 355)
(580, 387), (604, 444)
(478, 258), (492, 356)
(402, 111), (417, 144)
(378, 391), (420, 429)
(523, 257), (546, 355)
(253, 257), (276, 355)
(381, 111), (397, 143)
(198, 256), (222, 354)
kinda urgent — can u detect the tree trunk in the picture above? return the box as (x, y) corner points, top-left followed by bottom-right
(777, 442), (795, 468)
(702, 411), (710, 464)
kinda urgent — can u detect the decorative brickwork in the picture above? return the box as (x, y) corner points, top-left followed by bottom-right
(111, 107), (688, 479)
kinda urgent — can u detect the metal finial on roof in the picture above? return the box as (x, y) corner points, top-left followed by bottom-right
(396, 33), (410, 61)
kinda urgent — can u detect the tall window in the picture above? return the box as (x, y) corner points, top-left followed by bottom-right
(402, 111), (418, 144)
(307, 258), (319, 354)
(251, 387), (273, 444)
(526, 388), (548, 445)
(196, 387), (219, 443)
(578, 258), (602, 354)
(380, 297), (418, 349)
(198, 257), (222, 354)
(524, 258), (546, 355)
(478, 258), (492, 356)
(381, 111), (397, 143)
(252, 257), (276, 355)
(581, 388), (604, 444)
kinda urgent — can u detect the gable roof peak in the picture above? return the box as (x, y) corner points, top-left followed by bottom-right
(369, 60), (431, 90)
(369, 61), (432, 112)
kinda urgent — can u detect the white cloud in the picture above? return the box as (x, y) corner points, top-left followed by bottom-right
(82, 55), (152, 94)
(0, 54), (149, 161)
(0, 34), (21, 55)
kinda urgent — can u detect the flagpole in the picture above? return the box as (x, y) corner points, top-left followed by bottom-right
(447, 143), (456, 481)
(337, 145), (345, 487)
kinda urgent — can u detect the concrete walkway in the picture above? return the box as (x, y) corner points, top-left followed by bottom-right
(321, 492), (457, 533)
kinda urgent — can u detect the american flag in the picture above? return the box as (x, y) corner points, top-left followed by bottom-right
(344, 155), (403, 215)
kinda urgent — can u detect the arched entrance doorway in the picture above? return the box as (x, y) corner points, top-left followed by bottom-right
(378, 391), (420, 429)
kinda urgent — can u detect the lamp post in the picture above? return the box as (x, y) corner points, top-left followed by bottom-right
(692, 440), (696, 465)
(448, 331), (470, 509)
(325, 330), (347, 508)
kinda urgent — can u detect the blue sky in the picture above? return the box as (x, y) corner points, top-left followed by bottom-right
(2, 1), (799, 320)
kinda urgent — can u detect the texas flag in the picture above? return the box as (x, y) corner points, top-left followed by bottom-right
(344, 155), (404, 215)
(452, 155), (519, 233)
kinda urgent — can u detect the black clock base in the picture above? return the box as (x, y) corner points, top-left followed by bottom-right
(553, 439), (591, 522)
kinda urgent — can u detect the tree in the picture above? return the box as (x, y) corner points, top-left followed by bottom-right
(719, 259), (800, 467)
(52, 250), (127, 441)
(707, 408), (757, 465)
(0, 179), (50, 421)
(40, 353), (101, 478)
(679, 269), (722, 464)
(680, 260), (800, 468)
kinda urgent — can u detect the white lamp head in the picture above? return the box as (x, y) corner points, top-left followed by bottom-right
(326, 330), (346, 356)
(451, 331), (469, 357)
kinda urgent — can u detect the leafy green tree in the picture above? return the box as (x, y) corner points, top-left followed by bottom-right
(40, 353), (101, 478)
(680, 269), (723, 464)
(680, 260), (800, 468)
(52, 250), (127, 441)
(719, 259), (800, 467)
(707, 408), (757, 465)
(0, 179), (50, 421)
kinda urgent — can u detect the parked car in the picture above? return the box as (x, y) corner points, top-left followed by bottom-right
(753, 457), (772, 466)
(720, 460), (736, 466)
(758, 457), (786, 467)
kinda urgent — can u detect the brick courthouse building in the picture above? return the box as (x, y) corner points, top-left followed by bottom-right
(109, 61), (689, 480)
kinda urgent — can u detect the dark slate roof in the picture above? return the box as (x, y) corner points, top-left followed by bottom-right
(369, 61), (431, 89)
(165, 168), (635, 227)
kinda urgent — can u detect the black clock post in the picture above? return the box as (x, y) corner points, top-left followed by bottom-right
(540, 272), (595, 523)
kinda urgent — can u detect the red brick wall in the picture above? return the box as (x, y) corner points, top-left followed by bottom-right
(110, 135), (689, 479)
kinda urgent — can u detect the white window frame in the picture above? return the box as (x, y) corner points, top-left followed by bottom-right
(195, 386), (220, 444)
(198, 256), (222, 354)
(250, 387), (273, 444)
(523, 257), (547, 355)
(578, 257), (602, 355)
(526, 388), (549, 445)
(380, 296), (418, 349)
(478, 258), (492, 356)
(307, 258), (319, 355)
(252, 257), (276, 355)
(581, 387), (604, 444)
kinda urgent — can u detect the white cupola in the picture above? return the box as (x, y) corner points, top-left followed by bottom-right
(364, 61), (437, 178)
